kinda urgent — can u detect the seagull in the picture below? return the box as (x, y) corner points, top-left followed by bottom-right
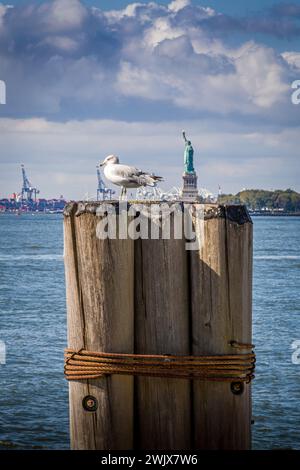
(100, 155), (163, 198)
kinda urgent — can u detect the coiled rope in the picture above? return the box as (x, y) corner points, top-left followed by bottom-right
(64, 341), (255, 383)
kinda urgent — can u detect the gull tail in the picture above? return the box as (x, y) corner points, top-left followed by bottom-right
(142, 173), (164, 187)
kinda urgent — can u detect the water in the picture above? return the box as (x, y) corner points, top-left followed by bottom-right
(252, 217), (300, 450)
(0, 214), (67, 449)
(0, 214), (299, 449)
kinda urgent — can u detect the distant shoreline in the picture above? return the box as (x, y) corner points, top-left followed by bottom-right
(1, 208), (300, 217)
(250, 211), (300, 217)
(0, 210), (64, 215)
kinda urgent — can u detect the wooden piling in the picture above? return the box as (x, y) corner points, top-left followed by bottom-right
(64, 201), (253, 450)
(190, 205), (253, 449)
(134, 210), (191, 449)
(64, 202), (134, 450)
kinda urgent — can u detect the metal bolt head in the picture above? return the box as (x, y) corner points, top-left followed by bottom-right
(82, 395), (98, 412)
(230, 381), (244, 395)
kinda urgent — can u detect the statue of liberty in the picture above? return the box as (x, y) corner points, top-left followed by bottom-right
(182, 130), (195, 174)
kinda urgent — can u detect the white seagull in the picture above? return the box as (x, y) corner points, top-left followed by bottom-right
(100, 155), (163, 198)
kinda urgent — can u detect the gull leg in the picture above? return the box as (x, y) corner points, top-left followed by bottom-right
(119, 187), (124, 201)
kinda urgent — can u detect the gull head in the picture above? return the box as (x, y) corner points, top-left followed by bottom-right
(100, 154), (119, 166)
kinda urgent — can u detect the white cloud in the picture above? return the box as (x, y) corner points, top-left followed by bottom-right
(0, 0), (296, 120)
(105, 2), (145, 20)
(144, 16), (185, 48)
(168, 0), (190, 13)
(282, 51), (300, 69)
(40, 0), (87, 32)
(41, 35), (79, 51)
(117, 60), (178, 101)
(235, 45), (289, 108)
(114, 4), (292, 116)
(116, 36), (290, 114)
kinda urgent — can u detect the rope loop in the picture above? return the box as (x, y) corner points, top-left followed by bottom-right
(64, 345), (255, 383)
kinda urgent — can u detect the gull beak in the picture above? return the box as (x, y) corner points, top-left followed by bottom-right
(100, 161), (105, 167)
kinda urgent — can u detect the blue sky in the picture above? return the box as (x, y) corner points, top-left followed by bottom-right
(0, 0), (300, 199)
(7, 0), (293, 15)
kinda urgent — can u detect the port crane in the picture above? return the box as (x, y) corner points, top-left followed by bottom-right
(21, 164), (40, 201)
(96, 166), (115, 200)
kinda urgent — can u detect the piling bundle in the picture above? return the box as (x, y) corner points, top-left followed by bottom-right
(64, 201), (253, 450)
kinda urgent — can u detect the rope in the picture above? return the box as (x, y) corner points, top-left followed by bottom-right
(229, 340), (255, 349)
(64, 342), (255, 383)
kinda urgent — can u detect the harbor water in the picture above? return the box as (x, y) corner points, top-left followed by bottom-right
(0, 213), (299, 449)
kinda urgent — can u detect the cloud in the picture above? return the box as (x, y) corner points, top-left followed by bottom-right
(168, 0), (191, 13)
(0, 0), (298, 122)
(282, 51), (300, 69)
(41, 0), (88, 32)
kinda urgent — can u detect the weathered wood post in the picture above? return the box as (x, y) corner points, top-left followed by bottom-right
(64, 201), (253, 450)
(64, 202), (134, 449)
(134, 205), (191, 449)
(190, 205), (253, 449)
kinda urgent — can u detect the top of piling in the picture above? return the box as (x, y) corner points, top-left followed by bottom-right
(64, 201), (252, 225)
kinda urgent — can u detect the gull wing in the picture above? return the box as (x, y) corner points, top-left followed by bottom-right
(113, 164), (144, 182)
(109, 164), (163, 187)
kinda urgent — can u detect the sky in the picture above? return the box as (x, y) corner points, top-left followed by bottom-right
(0, 0), (300, 199)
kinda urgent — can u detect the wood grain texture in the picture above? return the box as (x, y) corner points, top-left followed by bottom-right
(64, 202), (253, 450)
(64, 203), (134, 449)
(190, 204), (253, 449)
(134, 212), (191, 449)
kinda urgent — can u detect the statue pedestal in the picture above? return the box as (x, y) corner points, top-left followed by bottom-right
(180, 172), (200, 202)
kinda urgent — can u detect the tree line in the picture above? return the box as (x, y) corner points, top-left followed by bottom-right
(218, 189), (300, 212)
